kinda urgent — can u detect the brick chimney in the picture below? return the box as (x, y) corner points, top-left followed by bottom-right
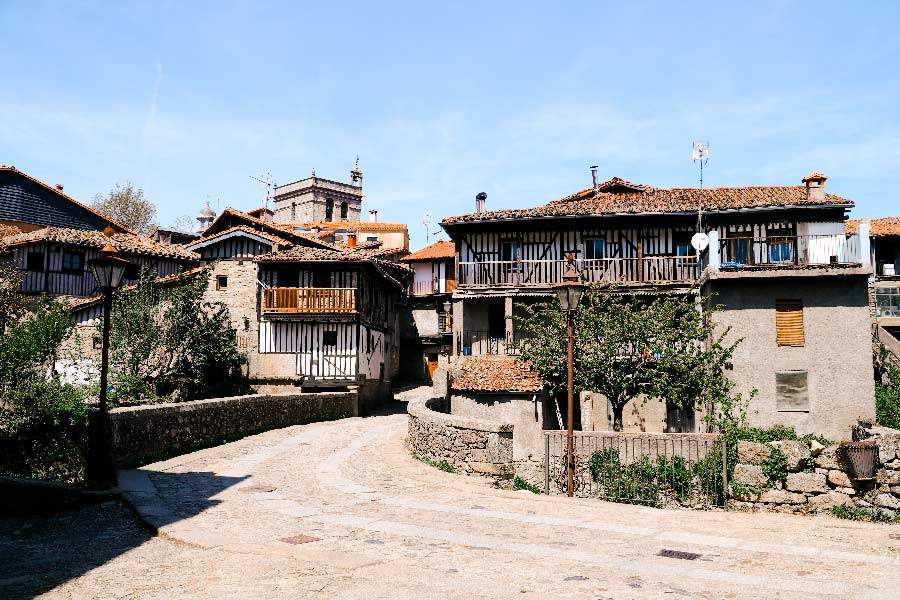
(802, 171), (828, 202)
(347, 231), (357, 248)
(369, 209), (378, 223)
(54, 183), (64, 191)
(475, 192), (487, 213)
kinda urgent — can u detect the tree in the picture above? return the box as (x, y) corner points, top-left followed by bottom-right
(93, 182), (158, 234)
(107, 267), (247, 403)
(516, 286), (743, 431)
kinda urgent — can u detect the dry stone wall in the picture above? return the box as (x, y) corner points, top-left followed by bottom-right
(109, 391), (357, 468)
(729, 426), (900, 515)
(407, 397), (514, 480)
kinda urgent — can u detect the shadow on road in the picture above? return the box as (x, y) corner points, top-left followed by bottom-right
(0, 470), (246, 599)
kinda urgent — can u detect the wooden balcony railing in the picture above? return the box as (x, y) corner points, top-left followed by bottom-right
(411, 279), (457, 296)
(457, 256), (698, 288)
(261, 287), (356, 314)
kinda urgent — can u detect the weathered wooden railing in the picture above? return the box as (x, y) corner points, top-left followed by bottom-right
(719, 234), (861, 267)
(411, 279), (457, 296)
(261, 287), (356, 314)
(457, 256), (698, 287)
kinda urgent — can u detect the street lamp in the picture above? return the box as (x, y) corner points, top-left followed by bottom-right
(552, 258), (584, 497)
(86, 243), (130, 485)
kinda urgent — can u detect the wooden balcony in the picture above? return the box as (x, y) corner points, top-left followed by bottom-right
(411, 279), (457, 296)
(261, 287), (356, 314)
(718, 234), (861, 268)
(457, 256), (698, 288)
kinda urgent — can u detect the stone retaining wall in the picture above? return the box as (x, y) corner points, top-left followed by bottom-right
(729, 426), (900, 515)
(109, 391), (357, 468)
(407, 397), (514, 481)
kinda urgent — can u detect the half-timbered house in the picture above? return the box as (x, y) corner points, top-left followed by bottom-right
(398, 240), (455, 382)
(440, 172), (876, 439)
(1, 227), (199, 297)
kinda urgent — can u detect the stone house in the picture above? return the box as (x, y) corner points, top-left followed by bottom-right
(398, 240), (455, 382)
(184, 208), (411, 408)
(439, 171), (876, 440)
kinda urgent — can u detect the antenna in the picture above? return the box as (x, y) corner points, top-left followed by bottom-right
(422, 211), (432, 244)
(249, 172), (276, 212)
(691, 141), (711, 263)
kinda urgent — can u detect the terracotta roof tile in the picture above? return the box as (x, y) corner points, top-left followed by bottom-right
(847, 217), (900, 237)
(284, 220), (408, 233)
(442, 176), (853, 225)
(2, 227), (199, 261)
(187, 225), (292, 249)
(450, 357), (542, 393)
(402, 240), (455, 262)
(68, 266), (208, 311)
(206, 208), (338, 249)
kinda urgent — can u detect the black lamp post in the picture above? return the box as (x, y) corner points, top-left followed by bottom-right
(552, 258), (584, 497)
(85, 243), (130, 485)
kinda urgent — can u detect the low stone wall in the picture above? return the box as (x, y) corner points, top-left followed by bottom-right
(109, 391), (357, 468)
(407, 397), (514, 481)
(729, 426), (900, 515)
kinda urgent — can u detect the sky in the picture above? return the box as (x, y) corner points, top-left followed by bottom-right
(1, 1), (899, 249)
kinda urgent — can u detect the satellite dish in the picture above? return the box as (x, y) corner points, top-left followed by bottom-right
(691, 232), (710, 251)
(691, 141), (710, 162)
(422, 211), (432, 226)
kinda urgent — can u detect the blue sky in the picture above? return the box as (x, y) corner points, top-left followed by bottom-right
(2, 1), (899, 249)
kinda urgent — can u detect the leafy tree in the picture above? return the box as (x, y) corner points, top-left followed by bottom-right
(516, 286), (743, 431)
(107, 268), (247, 403)
(93, 181), (158, 234)
(874, 344), (900, 429)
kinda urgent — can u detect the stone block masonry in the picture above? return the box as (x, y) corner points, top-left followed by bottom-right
(407, 397), (514, 481)
(109, 391), (357, 468)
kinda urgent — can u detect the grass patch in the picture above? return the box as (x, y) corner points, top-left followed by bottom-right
(831, 503), (898, 523)
(411, 452), (454, 473)
(513, 476), (542, 494)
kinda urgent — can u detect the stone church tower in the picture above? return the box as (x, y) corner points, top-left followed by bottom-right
(272, 163), (363, 224)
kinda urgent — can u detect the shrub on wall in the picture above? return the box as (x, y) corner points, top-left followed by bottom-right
(875, 345), (900, 430)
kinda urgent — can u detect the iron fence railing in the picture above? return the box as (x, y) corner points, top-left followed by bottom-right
(543, 431), (727, 507)
(457, 330), (531, 356)
(719, 234), (861, 268)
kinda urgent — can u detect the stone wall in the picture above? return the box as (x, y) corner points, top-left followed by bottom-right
(407, 397), (514, 481)
(109, 391), (357, 468)
(729, 426), (900, 515)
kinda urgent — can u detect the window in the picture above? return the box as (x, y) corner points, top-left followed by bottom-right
(366, 235), (378, 242)
(61, 250), (84, 274)
(312, 270), (331, 288)
(666, 403), (695, 433)
(325, 198), (334, 221)
(673, 230), (693, 257)
(26, 251), (45, 272)
(92, 336), (102, 350)
(124, 263), (141, 281)
(776, 370), (809, 412)
(500, 240), (520, 262)
(766, 226), (795, 264)
(775, 299), (804, 346)
(322, 330), (338, 346)
(340, 201), (348, 219)
(584, 238), (606, 260)
(291, 202), (297, 220)
(216, 275), (228, 290)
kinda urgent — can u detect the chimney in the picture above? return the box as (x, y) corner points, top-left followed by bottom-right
(369, 209), (378, 223)
(802, 171), (828, 202)
(590, 166), (599, 191)
(475, 192), (487, 214)
(54, 183), (64, 192)
(347, 231), (357, 248)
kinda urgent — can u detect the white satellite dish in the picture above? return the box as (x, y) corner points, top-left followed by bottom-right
(691, 141), (710, 162)
(422, 211), (432, 226)
(691, 232), (710, 251)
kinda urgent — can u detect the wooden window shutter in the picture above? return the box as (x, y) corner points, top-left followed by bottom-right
(775, 299), (804, 346)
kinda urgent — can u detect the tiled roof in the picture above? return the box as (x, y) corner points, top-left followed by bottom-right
(442, 176), (853, 225)
(847, 217), (900, 237)
(2, 227), (200, 261)
(0, 165), (131, 233)
(402, 240), (455, 262)
(285, 220), (408, 233)
(68, 266), (208, 312)
(450, 357), (542, 393)
(187, 225), (292, 249)
(205, 208), (337, 249)
(255, 242), (412, 288)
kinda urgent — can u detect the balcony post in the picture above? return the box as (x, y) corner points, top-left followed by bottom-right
(858, 222), (872, 268)
(504, 296), (514, 352)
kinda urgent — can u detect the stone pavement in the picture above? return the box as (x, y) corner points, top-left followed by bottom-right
(4, 390), (900, 599)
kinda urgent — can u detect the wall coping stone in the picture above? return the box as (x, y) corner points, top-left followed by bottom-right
(408, 397), (514, 434)
(109, 391), (354, 418)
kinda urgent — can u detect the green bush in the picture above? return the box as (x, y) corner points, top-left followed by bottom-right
(762, 447), (789, 484)
(874, 345), (900, 429)
(513, 476), (541, 494)
(831, 503), (897, 523)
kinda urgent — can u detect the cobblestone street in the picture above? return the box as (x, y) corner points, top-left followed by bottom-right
(3, 393), (900, 599)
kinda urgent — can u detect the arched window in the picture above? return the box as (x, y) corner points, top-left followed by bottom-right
(340, 201), (348, 220)
(325, 198), (334, 221)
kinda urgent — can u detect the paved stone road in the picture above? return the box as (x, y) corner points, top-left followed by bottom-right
(4, 392), (900, 599)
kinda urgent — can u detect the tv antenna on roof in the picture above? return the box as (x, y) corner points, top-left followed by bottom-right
(691, 141), (711, 259)
(249, 172), (276, 212)
(422, 211), (433, 244)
